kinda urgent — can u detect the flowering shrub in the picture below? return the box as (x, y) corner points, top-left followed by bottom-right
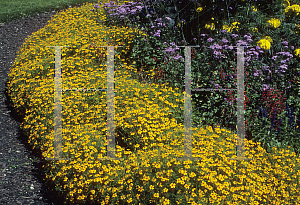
(5, 0), (300, 204)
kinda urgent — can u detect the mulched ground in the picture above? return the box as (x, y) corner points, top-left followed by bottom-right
(0, 8), (79, 205)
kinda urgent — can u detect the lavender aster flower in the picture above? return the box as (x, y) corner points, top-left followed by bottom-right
(282, 41), (288, 45)
(281, 60), (287, 64)
(165, 17), (172, 21)
(207, 37), (214, 42)
(222, 39), (229, 43)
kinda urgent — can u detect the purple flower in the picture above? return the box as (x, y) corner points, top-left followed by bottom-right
(165, 17), (172, 21)
(279, 64), (288, 71)
(90, 9), (95, 11)
(153, 30), (161, 37)
(236, 40), (249, 46)
(207, 38), (214, 42)
(94, 4), (100, 8)
(221, 9), (224, 11)
(232, 34), (238, 38)
(222, 38), (229, 43)
(263, 84), (270, 91)
(143, 38), (147, 41)
(173, 55), (183, 60)
(213, 50), (222, 56)
(282, 41), (288, 45)
(229, 7), (232, 9)
(281, 60), (287, 64)
(284, 46), (289, 49)
(291, 46), (294, 49)
(201, 34), (206, 37)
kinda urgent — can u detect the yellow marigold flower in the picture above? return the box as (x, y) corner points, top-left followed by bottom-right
(205, 23), (215, 30)
(257, 39), (271, 50)
(223, 24), (232, 33)
(231, 22), (240, 27)
(154, 193), (159, 198)
(231, 22), (239, 30)
(197, 7), (203, 12)
(170, 183), (176, 188)
(284, 4), (300, 17)
(252, 6), (257, 12)
(267, 18), (281, 28)
(295, 48), (300, 57)
(90, 190), (95, 195)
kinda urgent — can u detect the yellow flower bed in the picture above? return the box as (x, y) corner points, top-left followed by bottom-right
(6, 0), (300, 204)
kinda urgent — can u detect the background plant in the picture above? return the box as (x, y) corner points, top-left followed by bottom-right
(97, 0), (300, 156)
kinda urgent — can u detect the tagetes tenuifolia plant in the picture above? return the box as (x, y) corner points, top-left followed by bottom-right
(5, 0), (300, 204)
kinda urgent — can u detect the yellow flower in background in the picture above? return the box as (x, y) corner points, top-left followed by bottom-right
(222, 24), (232, 32)
(267, 18), (281, 28)
(295, 48), (300, 57)
(177, 19), (186, 28)
(197, 7), (203, 12)
(232, 22), (240, 27)
(257, 38), (271, 50)
(231, 22), (240, 31)
(252, 27), (258, 32)
(205, 22), (215, 30)
(284, 4), (300, 17)
(222, 20), (240, 33)
(252, 6), (257, 12)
